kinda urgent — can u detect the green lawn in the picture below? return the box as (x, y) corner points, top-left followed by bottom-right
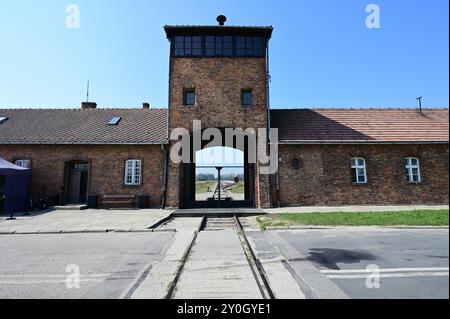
(229, 182), (244, 194)
(195, 181), (215, 193)
(196, 181), (245, 194)
(257, 210), (449, 230)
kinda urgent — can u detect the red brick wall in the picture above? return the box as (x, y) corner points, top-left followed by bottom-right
(275, 144), (449, 206)
(2, 142), (447, 208)
(0, 144), (165, 207)
(168, 57), (268, 130)
(167, 57), (271, 208)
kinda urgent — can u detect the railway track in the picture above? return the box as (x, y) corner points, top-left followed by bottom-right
(162, 215), (274, 299)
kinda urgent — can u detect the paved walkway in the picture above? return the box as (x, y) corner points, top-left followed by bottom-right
(131, 218), (204, 299)
(0, 209), (173, 234)
(265, 205), (449, 214)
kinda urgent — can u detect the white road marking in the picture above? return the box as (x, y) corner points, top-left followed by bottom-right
(321, 267), (449, 274)
(321, 267), (449, 279)
(326, 272), (449, 279)
(0, 279), (106, 285)
(0, 274), (109, 278)
(0, 273), (110, 285)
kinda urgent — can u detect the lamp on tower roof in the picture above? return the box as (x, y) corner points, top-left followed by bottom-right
(217, 15), (227, 26)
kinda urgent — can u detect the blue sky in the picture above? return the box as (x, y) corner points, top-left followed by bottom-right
(196, 147), (244, 177)
(196, 147), (244, 167)
(0, 0), (448, 109)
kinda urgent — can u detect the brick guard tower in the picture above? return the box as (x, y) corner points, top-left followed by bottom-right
(164, 17), (273, 209)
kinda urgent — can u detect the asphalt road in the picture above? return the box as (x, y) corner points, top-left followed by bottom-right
(277, 228), (449, 299)
(0, 225), (447, 299)
(0, 232), (174, 299)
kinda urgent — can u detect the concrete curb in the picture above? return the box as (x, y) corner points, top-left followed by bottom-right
(147, 215), (175, 229)
(243, 230), (307, 299)
(264, 205), (450, 214)
(164, 215), (207, 299)
(0, 229), (177, 235)
(265, 225), (449, 231)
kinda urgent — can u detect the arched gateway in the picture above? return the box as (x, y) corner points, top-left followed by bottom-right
(177, 130), (257, 209)
(164, 22), (273, 209)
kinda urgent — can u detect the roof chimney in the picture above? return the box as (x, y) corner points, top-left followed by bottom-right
(81, 102), (97, 109)
(143, 102), (150, 109)
(217, 15), (227, 26)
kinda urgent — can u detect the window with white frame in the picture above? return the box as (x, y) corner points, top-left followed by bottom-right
(351, 158), (367, 184)
(15, 159), (31, 168)
(405, 157), (421, 183)
(124, 159), (141, 185)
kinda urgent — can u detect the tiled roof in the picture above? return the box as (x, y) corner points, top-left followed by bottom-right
(270, 108), (449, 143)
(1, 107), (447, 145)
(0, 108), (168, 145)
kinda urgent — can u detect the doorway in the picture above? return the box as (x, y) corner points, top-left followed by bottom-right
(0, 175), (5, 214)
(66, 162), (89, 204)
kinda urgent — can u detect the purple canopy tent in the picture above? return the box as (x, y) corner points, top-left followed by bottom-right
(0, 156), (31, 216)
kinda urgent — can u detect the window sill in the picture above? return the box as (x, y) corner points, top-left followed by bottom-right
(123, 184), (141, 188)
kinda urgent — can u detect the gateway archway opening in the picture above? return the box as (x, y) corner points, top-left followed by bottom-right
(195, 147), (245, 203)
(180, 141), (255, 209)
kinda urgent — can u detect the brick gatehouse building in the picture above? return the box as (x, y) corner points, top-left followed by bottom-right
(0, 21), (448, 209)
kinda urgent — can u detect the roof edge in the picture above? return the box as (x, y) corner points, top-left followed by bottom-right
(0, 141), (170, 146)
(0, 108), (168, 111)
(164, 24), (273, 39)
(270, 107), (449, 111)
(275, 140), (449, 145)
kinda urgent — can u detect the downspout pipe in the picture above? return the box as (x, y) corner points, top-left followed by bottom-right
(276, 155), (281, 208)
(265, 37), (272, 143)
(161, 143), (169, 209)
(161, 39), (172, 209)
(265, 35), (278, 207)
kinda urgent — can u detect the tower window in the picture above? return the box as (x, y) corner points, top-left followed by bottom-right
(236, 37), (246, 56)
(241, 90), (253, 106)
(184, 89), (196, 106)
(246, 37), (253, 56)
(215, 37), (223, 55)
(174, 36), (184, 56)
(236, 36), (264, 56)
(192, 36), (202, 55)
(253, 37), (264, 56)
(205, 36), (234, 56)
(205, 36), (215, 56)
(174, 36), (202, 56)
(223, 36), (233, 56)
(173, 35), (265, 57)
